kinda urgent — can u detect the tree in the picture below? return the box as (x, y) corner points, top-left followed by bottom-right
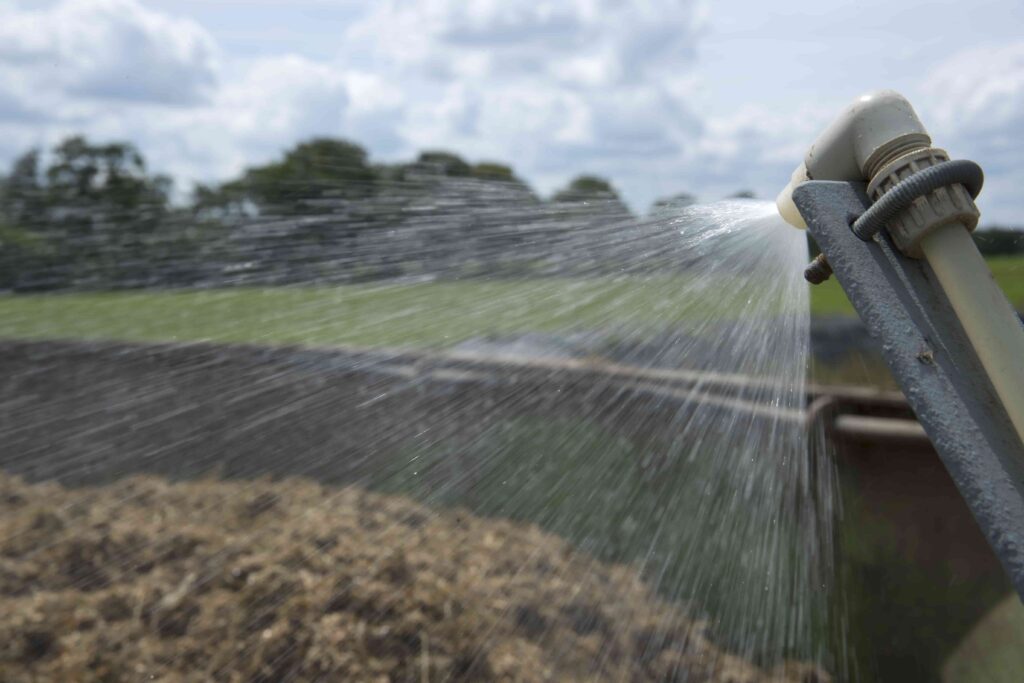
(547, 174), (634, 255)
(1, 150), (45, 231)
(0, 136), (173, 289)
(218, 138), (378, 212)
(552, 175), (619, 203)
(416, 151), (472, 177)
(377, 151), (482, 186)
(0, 222), (52, 290)
(649, 192), (696, 216)
(45, 136), (171, 285)
(471, 162), (516, 182)
(1, 151), (49, 288)
(45, 136), (170, 210)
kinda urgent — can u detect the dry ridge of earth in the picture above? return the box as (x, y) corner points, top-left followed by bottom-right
(0, 473), (827, 682)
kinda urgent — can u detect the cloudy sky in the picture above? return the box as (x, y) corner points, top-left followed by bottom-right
(1, 0), (1023, 222)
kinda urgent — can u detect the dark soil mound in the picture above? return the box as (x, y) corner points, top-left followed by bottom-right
(0, 473), (826, 682)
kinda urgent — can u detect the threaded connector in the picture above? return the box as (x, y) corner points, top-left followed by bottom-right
(865, 148), (981, 258)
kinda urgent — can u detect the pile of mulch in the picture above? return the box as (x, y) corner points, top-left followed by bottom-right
(0, 472), (827, 682)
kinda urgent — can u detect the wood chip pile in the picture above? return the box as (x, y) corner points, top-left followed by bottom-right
(0, 473), (827, 682)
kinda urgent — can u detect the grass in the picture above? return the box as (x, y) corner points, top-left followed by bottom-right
(810, 254), (1024, 317)
(0, 256), (1018, 350)
(0, 277), (751, 349)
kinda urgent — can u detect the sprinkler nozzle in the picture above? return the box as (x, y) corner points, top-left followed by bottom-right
(776, 163), (810, 229)
(783, 88), (1024, 451)
(776, 90), (930, 229)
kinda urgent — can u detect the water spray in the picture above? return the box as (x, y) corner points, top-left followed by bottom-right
(777, 89), (1024, 595)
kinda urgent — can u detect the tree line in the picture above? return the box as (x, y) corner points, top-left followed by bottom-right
(0, 135), (1020, 292)
(0, 136), (638, 290)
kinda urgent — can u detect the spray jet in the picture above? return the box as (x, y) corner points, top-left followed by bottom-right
(777, 89), (1024, 596)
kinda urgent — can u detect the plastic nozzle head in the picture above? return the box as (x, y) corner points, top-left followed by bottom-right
(776, 162), (809, 229)
(774, 90), (931, 229)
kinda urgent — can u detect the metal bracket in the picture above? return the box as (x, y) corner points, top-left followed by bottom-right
(793, 181), (1024, 597)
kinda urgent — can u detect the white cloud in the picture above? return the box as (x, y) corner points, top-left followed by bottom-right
(349, 0), (700, 85)
(336, 0), (708, 205)
(0, 0), (730, 211)
(921, 42), (1024, 223)
(83, 54), (352, 186)
(922, 43), (1024, 131)
(4, 0), (1017, 222)
(0, 0), (218, 106)
(0, 1), (357, 195)
(0, 79), (50, 124)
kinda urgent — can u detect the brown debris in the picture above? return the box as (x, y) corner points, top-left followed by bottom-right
(0, 472), (828, 682)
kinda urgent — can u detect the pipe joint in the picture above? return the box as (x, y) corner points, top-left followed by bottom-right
(864, 148), (982, 258)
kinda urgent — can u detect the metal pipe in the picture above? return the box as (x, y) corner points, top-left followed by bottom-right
(777, 89), (1024, 448)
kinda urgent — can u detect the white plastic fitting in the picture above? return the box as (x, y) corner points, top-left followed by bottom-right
(776, 90), (930, 229)
(779, 89), (1024, 448)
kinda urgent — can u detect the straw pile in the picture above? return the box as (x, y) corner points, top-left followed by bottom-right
(0, 473), (826, 682)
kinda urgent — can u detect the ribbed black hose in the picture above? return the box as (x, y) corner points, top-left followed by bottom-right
(851, 159), (984, 241)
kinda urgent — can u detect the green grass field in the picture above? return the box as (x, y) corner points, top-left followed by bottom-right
(810, 255), (1024, 317)
(0, 277), (752, 349)
(0, 257), (1019, 349)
